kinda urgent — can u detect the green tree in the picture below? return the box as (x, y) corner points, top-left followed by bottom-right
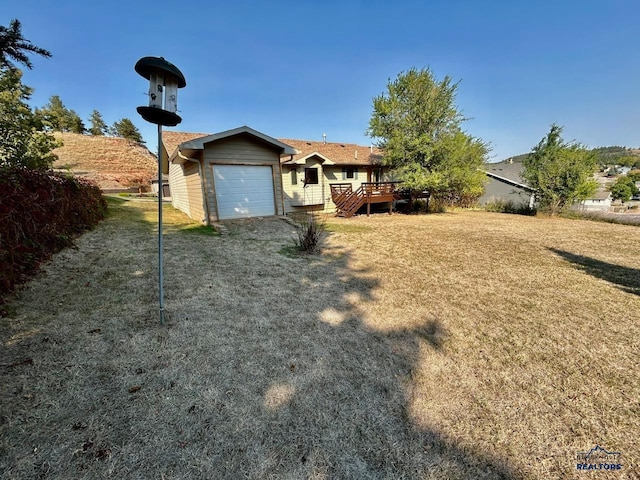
(0, 68), (59, 169)
(0, 19), (51, 70)
(610, 176), (639, 203)
(367, 67), (488, 209)
(522, 124), (598, 215)
(88, 109), (107, 136)
(111, 117), (144, 144)
(37, 95), (85, 133)
(627, 169), (640, 183)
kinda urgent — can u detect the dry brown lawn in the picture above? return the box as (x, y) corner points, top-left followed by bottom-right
(1, 200), (638, 479)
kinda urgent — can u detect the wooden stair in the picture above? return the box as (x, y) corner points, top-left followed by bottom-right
(330, 182), (397, 217)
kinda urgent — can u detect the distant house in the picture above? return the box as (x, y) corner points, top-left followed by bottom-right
(478, 159), (535, 208)
(579, 189), (612, 212)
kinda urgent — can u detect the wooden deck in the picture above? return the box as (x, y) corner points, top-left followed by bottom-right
(329, 182), (398, 217)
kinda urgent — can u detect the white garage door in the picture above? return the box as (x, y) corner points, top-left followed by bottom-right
(213, 165), (275, 220)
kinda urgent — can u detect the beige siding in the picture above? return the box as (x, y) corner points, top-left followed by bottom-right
(185, 162), (206, 222)
(283, 158), (325, 211)
(169, 162), (191, 217)
(202, 136), (283, 222)
(284, 165), (373, 214)
(169, 161), (205, 222)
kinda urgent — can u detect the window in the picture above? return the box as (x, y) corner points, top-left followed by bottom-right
(342, 168), (358, 180)
(291, 168), (297, 185)
(304, 168), (319, 185)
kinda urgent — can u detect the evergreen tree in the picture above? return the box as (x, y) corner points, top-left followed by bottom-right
(0, 19), (51, 70)
(37, 95), (84, 133)
(68, 111), (85, 134)
(111, 118), (144, 144)
(0, 68), (59, 169)
(88, 110), (107, 136)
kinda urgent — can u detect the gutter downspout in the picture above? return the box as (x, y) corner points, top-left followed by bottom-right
(177, 150), (210, 226)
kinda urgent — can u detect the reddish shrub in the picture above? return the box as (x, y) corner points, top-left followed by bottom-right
(0, 166), (107, 302)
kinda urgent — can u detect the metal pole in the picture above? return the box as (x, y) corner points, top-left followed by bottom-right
(158, 123), (164, 325)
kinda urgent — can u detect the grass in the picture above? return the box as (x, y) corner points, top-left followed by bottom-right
(52, 132), (156, 190)
(1, 205), (639, 479)
(561, 209), (640, 227)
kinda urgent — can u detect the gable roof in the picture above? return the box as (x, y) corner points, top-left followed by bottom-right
(162, 131), (208, 161)
(280, 138), (383, 166)
(182, 126), (296, 154)
(163, 126), (296, 165)
(163, 130), (384, 167)
(483, 159), (534, 191)
(585, 189), (612, 200)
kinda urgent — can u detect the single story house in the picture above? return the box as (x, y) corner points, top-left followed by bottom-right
(578, 189), (612, 212)
(163, 127), (391, 223)
(478, 159), (536, 208)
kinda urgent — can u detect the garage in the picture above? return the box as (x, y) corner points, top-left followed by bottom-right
(213, 164), (275, 220)
(165, 126), (295, 223)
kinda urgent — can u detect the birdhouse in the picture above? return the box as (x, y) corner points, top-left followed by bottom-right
(135, 56), (186, 126)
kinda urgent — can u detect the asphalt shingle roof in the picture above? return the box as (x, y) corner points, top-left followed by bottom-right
(162, 131), (209, 159)
(279, 138), (383, 166)
(484, 160), (526, 184)
(162, 131), (384, 166)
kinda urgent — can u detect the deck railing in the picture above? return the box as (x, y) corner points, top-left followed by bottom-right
(329, 182), (398, 217)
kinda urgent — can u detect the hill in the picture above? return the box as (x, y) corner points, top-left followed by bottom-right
(52, 133), (157, 191)
(498, 147), (640, 168)
(591, 146), (640, 167)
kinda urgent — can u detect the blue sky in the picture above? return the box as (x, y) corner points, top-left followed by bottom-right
(3, 0), (638, 162)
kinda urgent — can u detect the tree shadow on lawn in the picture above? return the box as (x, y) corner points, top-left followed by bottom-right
(152, 220), (523, 479)
(0, 215), (524, 479)
(549, 248), (640, 296)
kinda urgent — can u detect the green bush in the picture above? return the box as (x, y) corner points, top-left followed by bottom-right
(0, 166), (107, 301)
(412, 199), (427, 212)
(484, 200), (537, 216)
(428, 200), (448, 213)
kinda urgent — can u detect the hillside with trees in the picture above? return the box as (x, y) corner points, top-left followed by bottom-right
(500, 147), (640, 169)
(591, 146), (640, 168)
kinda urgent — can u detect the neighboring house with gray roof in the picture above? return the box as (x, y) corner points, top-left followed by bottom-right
(478, 159), (536, 208)
(578, 189), (612, 212)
